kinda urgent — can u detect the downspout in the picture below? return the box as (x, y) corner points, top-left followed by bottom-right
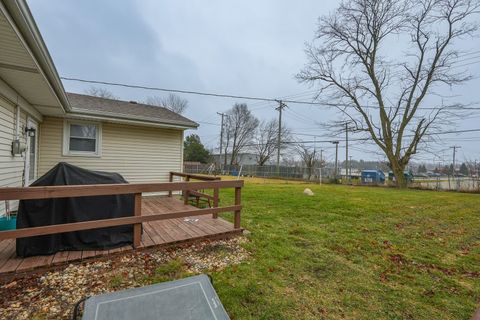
(15, 103), (26, 186)
(13, 97), (27, 186)
(15, 104), (20, 141)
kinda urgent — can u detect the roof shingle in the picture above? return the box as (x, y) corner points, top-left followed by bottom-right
(66, 92), (198, 128)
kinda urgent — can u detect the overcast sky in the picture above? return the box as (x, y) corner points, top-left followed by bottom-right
(29, 0), (480, 165)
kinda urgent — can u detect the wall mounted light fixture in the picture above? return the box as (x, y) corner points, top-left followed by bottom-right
(25, 127), (36, 137)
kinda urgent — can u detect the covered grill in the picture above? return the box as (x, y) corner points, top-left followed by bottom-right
(16, 162), (134, 257)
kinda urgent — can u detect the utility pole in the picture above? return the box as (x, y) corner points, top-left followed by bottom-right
(275, 100), (286, 176)
(451, 145), (461, 190)
(349, 155), (353, 181)
(451, 146), (461, 175)
(217, 112), (226, 167)
(319, 148), (324, 184)
(345, 122), (349, 182)
(332, 141), (339, 181)
(475, 160), (479, 190)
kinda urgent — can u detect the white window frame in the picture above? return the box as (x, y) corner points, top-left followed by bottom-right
(63, 119), (102, 157)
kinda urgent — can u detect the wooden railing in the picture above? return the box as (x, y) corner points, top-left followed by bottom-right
(0, 180), (243, 248)
(169, 172), (221, 214)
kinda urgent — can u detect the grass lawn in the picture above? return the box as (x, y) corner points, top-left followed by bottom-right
(209, 178), (479, 319)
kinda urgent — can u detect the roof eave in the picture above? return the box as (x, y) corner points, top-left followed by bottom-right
(67, 108), (199, 130)
(2, 0), (70, 113)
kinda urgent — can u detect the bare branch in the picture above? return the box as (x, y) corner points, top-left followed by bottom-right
(297, 0), (479, 186)
(145, 93), (188, 114)
(224, 104), (259, 165)
(253, 119), (291, 165)
(84, 87), (117, 99)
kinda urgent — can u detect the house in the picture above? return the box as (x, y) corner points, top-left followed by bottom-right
(340, 168), (361, 179)
(0, 0), (198, 213)
(211, 152), (259, 166)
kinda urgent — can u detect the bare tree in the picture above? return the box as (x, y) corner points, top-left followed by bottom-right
(296, 143), (317, 180)
(297, 0), (479, 187)
(85, 87), (117, 99)
(225, 103), (259, 165)
(253, 119), (291, 165)
(145, 93), (188, 114)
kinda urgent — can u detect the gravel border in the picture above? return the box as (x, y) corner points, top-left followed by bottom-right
(0, 236), (249, 320)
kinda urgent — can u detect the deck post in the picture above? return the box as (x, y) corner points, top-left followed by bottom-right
(213, 187), (219, 218)
(168, 172), (173, 197)
(234, 187), (241, 229)
(133, 193), (142, 248)
(183, 176), (190, 205)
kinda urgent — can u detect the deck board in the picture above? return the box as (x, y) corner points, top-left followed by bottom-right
(52, 251), (69, 265)
(140, 227), (155, 248)
(0, 196), (241, 278)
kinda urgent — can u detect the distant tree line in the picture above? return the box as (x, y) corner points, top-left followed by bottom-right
(432, 163), (473, 176)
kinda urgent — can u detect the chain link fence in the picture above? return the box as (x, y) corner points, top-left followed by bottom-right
(185, 163), (340, 183)
(410, 176), (480, 192)
(184, 163), (480, 192)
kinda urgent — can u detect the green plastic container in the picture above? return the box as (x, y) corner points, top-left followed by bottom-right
(0, 216), (16, 231)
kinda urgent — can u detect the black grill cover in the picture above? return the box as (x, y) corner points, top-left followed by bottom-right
(16, 162), (134, 257)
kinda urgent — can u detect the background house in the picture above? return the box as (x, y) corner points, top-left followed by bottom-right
(211, 152), (259, 166)
(0, 1), (197, 213)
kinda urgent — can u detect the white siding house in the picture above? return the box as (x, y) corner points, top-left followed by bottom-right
(38, 117), (184, 183)
(0, 95), (27, 213)
(0, 0), (197, 215)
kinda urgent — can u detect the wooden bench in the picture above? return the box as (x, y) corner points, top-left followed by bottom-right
(169, 172), (221, 209)
(187, 190), (218, 208)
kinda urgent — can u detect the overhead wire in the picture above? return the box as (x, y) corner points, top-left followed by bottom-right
(60, 77), (480, 110)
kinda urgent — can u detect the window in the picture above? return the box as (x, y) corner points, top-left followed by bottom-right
(63, 120), (101, 156)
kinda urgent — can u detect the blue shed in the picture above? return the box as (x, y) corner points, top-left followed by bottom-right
(361, 170), (385, 184)
(388, 171), (413, 183)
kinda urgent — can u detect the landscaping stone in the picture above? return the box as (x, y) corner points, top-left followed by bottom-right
(0, 236), (249, 320)
(303, 188), (314, 196)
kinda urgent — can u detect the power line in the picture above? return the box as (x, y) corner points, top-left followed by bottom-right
(285, 108), (319, 123)
(278, 128), (480, 148)
(291, 132), (331, 137)
(458, 50), (480, 58)
(290, 128), (480, 140)
(454, 54), (480, 64)
(61, 76), (480, 110)
(248, 89), (319, 110)
(424, 128), (480, 135)
(62, 76), (278, 102)
(451, 59), (480, 69)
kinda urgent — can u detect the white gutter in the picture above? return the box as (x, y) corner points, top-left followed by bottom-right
(64, 112), (198, 130)
(69, 107), (199, 129)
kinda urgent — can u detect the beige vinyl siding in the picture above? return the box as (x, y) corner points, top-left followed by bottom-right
(0, 96), (27, 214)
(38, 117), (183, 183)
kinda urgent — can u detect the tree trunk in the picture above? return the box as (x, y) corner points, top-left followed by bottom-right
(391, 163), (407, 188)
(307, 166), (313, 180)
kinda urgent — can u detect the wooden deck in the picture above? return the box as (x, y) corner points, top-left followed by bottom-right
(0, 196), (242, 278)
